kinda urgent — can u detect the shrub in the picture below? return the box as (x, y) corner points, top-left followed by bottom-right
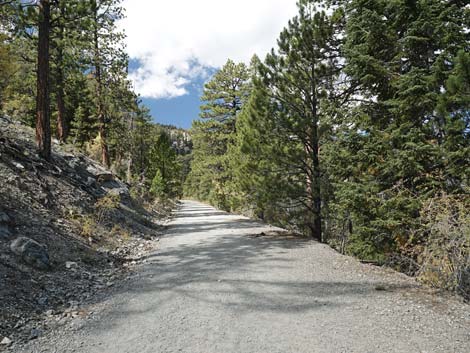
(417, 194), (470, 300)
(94, 194), (120, 223)
(80, 216), (96, 238)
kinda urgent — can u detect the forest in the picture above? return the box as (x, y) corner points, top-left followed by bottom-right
(0, 0), (188, 202)
(184, 0), (470, 297)
(0, 0), (469, 298)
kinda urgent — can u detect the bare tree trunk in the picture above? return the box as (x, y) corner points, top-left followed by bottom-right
(56, 13), (68, 143)
(36, 0), (51, 160)
(126, 114), (134, 184)
(305, 124), (322, 242)
(310, 123), (322, 242)
(93, 3), (110, 167)
(305, 60), (322, 242)
(56, 81), (67, 142)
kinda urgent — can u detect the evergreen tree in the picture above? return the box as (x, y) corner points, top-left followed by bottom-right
(325, 0), (470, 258)
(186, 59), (250, 209)
(90, 0), (126, 167)
(253, 0), (344, 241)
(148, 131), (181, 198)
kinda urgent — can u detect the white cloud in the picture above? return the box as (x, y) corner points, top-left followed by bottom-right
(119, 0), (298, 99)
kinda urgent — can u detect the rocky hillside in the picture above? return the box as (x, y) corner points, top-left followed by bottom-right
(157, 123), (192, 155)
(0, 117), (165, 348)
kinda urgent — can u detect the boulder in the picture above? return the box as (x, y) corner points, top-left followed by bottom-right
(1, 337), (12, 346)
(10, 237), (50, 270)
(96, 172), (114, 183)
(86, 165), (114, 182)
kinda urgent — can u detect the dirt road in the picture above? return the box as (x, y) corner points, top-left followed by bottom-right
(16, 200), (470, 353)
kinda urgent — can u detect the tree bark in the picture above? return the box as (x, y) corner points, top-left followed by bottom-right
(56, 77), (67, 142)
(36, 0), (51, 160)
(56, 51), (68, 142)
(56, 9), (68, 143)
(305, 123), (322, 242)
(304, 59), (322, 242)
(126, 114), (134, 184)
(93, 2), (110, 167)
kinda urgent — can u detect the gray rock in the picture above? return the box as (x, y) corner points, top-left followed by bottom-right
(29, 328), (41, 340)
(0, 225), (12, 239)
(65, 261), (78, 269)
(96, 172), (114, 183)
(10, 237), (50, 270)
(67, 158), (80, 170)
(1, 337), (12, 346)
(13, 161), (25, 170)
(85, 177), (96, 187)
(86, 165), (114, 182)
(0, 211), (11, 224)
(106, 187), (129, 197)
(37, 296), (48, 306)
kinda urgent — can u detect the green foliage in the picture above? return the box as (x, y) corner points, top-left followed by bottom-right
(0, 0), (185, 201)
(148, 131), (182, 199)
(184, 0), (470, 297)
(185, 59), (250, 209)
(150, 170), (166, 198)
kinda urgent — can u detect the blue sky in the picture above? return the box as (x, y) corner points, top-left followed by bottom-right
(129, 59), (216, 129)
(120, 0), (298, 130)
(140, 76), (208, 129)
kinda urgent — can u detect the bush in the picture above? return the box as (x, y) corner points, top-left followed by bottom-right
(80, 216), (96, 238)
(94, 194), (120, 223)
(417, 194), (470, 300)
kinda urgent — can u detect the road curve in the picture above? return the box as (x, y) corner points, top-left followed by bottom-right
(17, 200), (470, 353)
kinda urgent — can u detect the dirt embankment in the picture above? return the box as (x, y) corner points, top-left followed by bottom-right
(0, 118), (164, 348)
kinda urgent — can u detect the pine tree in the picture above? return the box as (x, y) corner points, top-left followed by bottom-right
(186, 59), (250, 209)
(148, 131), (181, 198)
(90, 0), (126, 167)
(326, 0), (470, 258)
(253, 0), (344, 241)
(438, 50), (470, 188)
(35, 0), (51, 160)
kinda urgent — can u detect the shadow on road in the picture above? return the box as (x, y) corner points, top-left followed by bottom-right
(83, 201), (417, 336)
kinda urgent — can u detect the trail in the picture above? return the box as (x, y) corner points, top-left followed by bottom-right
(16, 200), (470, 353)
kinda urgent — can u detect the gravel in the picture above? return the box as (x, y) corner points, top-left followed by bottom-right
(13, 200), (470, 353)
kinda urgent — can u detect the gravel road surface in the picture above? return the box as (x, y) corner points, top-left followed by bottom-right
(15, 200), (470, 353)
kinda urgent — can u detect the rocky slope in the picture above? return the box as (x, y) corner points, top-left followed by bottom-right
(0, 117), (164, 349)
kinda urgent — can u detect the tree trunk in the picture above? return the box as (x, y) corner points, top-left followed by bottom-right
(56, 56), (68, 142)
(126, 114), (134, 184)
(310, 124), (322, 242)
(56, 12), (68, 143)
(36, 0), (51, 160)
(305, 59), (322, 242)
(305, 124), (322, 242)
(56, 81), (67, 142)
(93, 4), (110, 167)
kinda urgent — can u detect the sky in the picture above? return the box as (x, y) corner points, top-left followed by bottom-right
(119, 0), (298, 129)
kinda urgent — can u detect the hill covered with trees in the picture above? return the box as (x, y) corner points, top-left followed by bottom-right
(0, 0), (188, 201)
